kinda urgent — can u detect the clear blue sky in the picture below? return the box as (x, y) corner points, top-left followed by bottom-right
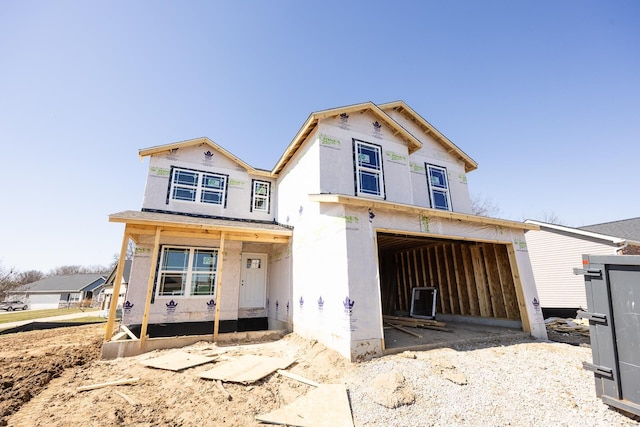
(1, 1), (638, 273)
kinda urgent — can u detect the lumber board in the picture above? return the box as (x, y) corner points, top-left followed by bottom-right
(140, 351), (216, 371)
(120, 324), (139, 340)
(382, 315), (446, 327)
(77, 377), (140, 392)
(215, 380), (232, 401)
(114, 391), (138, 406)
(255, 384), (354, 427)
(385, 322), (423, 338)
(483, 243), (507, 319)
(277, 370), (320, 387)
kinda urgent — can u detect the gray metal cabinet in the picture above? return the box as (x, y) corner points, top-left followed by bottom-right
(576, 254), (640, 416)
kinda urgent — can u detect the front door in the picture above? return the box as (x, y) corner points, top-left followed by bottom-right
(239, 253), (267, 312)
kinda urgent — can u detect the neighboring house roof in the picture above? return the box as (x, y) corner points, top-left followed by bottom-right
(578, 217), (640, 243)
(524, 219), (640, 246)
(104, 259), (132, 286)
(18, 274), (106, 294)
(138, 137), (272, 178)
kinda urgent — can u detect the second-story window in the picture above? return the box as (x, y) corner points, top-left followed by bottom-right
(251, 180), (270, 212)
(426, 164), (452, 211)
(354, 139), (385, 198)
(169, 167), (227, 207)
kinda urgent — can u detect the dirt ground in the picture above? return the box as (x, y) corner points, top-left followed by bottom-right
(0, 324), (352, 427)
(0, 323), (596, 427)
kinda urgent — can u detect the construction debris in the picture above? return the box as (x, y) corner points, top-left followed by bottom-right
(545, 317), (590, 337)
(383, 315), (450, 332)
(140, 351), (217, 371)
(76, 377), (140, 392)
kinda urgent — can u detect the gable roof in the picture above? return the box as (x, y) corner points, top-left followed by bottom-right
(379, 101), (478, 173)
(104, 259), (132, 286)
(272, 101), (424, 175)
(18, 274), (106, 294)
(138, 137), (272, 177)
(578, 217), (640, 242)
(524, 219), (640, 246)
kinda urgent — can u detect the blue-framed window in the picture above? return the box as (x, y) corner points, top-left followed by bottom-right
(354, 140), (385, 198)
(251, 180), (270, 212)
(426, 164), (452, 211)
(169, 167), (227, 206)
(157, 246), (218, 297)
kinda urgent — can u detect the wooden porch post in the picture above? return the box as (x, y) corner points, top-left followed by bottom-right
(104, 228), (131, 341)
(506, 244), (532, 333)
(213, 232), (226, 341)
(140, 227), (162, 349)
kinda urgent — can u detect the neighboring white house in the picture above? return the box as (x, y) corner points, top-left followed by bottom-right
(525, 218), (640, 317)
(94, 260), (132, 311)
(16, 274), (106, 310)
(107, 101), (547, 361)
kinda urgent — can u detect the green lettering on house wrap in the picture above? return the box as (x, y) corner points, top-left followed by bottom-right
(320, 134), (341, 146)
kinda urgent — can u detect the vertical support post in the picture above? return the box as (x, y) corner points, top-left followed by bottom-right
(104, 228), (131, 341)
(140, 227), (162, 349)
(506, 243), (532, 333)
(213, 232), (226, 342)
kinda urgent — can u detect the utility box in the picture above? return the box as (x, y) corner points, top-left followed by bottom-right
(575, 255), (640, 417)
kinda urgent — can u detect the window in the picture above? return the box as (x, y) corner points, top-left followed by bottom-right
(426, 164), (452, 211)
(169, 167), (227, 206)
(157, 246), (218, 297)
(251, 180), (270, 212)
(354, 140), (385, 198)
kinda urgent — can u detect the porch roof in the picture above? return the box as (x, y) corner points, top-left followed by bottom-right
(109, 210), (292, 244)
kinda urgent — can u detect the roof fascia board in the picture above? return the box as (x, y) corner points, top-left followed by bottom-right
(139, 137), (273, 178)
(379, 101), (478, 173)
(272, 102), (423, 175)
(109, 213), (293, 237)
(311, 194), (538, 231)
(524, 219), (626, 244)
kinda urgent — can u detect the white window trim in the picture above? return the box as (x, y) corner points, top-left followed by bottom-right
(426, 164), (452, 211)
(251, 180), (270, 212)
(354, 139), (385, 199)
(169, 167), (227, 206)
(156, 245), (219, 298)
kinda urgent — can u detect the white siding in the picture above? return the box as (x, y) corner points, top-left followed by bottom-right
(525, 228), (617, 309)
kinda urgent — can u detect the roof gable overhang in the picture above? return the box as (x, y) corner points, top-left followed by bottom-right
(138, 137), (272, 178)
(272, 102), (423, 175)
(379, 101), (478, 173)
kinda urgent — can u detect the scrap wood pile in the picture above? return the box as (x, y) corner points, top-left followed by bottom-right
(545, 317), (590, 337)
(383, 315), (449, 338)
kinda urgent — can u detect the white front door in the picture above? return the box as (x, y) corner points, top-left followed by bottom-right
(239, 253), (267, 310)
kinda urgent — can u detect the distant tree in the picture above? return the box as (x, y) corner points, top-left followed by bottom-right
(471, 193), (501, 217)
(541, 211), (563, 225)
(0, 262), (18, 301)
(49, 265), (111, 276)
(16, 270), (45, 285)
(111, 239), (136, 270)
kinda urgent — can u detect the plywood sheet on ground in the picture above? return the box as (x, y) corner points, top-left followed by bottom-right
(256, 384), (353, 427)
(197, 354), (296, 384)
(140, 351), (216, 371)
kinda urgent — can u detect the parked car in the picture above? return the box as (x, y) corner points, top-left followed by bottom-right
(0, 300), (29, 311)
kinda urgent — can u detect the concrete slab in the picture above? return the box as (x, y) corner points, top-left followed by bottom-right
(383, 320), (531, 355)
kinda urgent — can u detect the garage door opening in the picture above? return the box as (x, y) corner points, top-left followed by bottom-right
(377, 232), (528, 352)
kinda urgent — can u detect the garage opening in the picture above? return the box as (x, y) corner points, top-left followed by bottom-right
(377, 232), (528, 352)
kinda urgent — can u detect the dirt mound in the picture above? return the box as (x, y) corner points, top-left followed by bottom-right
(0, 324), (103, 426)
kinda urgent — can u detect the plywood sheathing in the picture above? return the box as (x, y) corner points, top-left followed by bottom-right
(381, 241), (521, 322)
(197, 355), (296, 384)
(140, 351), (216, 371)
(255, 384), (354, 427)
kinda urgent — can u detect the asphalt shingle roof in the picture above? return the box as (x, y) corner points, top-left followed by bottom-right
(19, 274), (106, 293)
(579, 217), (640, 243)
